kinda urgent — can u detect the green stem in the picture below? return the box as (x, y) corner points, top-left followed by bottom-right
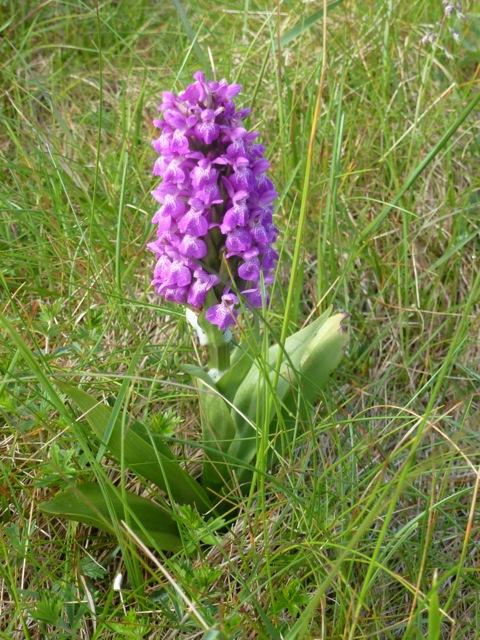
(198, 309), (231, 372)
(187, 307), (232, 372)
(207, 342), (231, 372)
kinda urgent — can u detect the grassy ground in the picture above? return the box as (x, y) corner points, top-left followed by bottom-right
(1, 0), (479, 638)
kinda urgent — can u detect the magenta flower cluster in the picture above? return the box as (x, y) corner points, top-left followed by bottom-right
(148, 71), (278, 330)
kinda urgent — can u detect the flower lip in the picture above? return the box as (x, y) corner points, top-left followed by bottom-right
(179, 235), (208, 260)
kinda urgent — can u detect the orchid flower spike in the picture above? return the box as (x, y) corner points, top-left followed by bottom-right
(149, 71), (278, 330)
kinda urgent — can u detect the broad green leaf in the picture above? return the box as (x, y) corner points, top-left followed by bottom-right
(182, 364), (237, 488)
(230, 309), (333, 439)
(180, 363), (217, 389)
(275, 313), (348, 462)
(182, 346), (255, 402)
(229, 310), (346, 470)
(57, 383), (212, 513)
(289, 313), (347, 403)
(203, 631), (224, 640)
(40, 481), (180, 550)
(198, 383), (236, 489)
(216, 344), (256, 401)
(266, 308), (334, 374)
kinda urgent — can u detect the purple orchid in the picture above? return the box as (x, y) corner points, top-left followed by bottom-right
(149, 71), (278, 330)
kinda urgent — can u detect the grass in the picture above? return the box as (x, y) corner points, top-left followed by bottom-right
(1, 0), (479, 638)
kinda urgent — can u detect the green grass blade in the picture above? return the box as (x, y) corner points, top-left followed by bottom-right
(279, 0), (344, 48)
(0, 315), (69, 420)
(428, 572), (441, 640)
(341, 90), (480, 284)
(170, 0), (208, 68)
(115, 150), (128, 294)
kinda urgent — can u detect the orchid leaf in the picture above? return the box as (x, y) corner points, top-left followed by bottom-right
(182, 365), (236, 488)
(198, 383), (236, 489)
(40, 481), (180, 550)
(230, 309), (333, 438)
(216, 344), (255, 401)
(57, 383), (212, 513)
(290, 312), (347, 403)
(180, 363), (217, 388)
(229, 310), (347, 470)
(274, 312), (348, 457)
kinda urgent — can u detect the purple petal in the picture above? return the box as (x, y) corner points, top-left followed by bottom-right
(179, 235), (207, 259)
(163, 108), (187, 129)
(241, 288), (263, 308)
(194, 122), (219, 145)
(225, 228), (252, 255)
(249, 222), (269, 246)
(205, 297), (238, 330)
(152, 211), (172, 232)
(191, 160), (217, 188)
(220, 203), (249, 233)
(195, 183), (221, 205)
(238, 258), (260, 281)
(152, 133), (170, 154)
(187, 269), (219, 308)
(178, 210), (209, 237)
(153, 255), (171, 280)
(169, 261), (192, 287)
(160, 285), (189, 303)
(170, 130), (189, 154)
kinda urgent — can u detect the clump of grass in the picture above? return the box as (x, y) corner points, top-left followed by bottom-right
(1, 0), (479, 638)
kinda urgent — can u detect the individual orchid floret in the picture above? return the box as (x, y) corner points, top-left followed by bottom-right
(148, 71), (278, 331)
(205, 293), (239, 331)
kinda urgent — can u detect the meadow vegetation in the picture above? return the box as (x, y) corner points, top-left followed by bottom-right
(1, 0), (479, 637)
